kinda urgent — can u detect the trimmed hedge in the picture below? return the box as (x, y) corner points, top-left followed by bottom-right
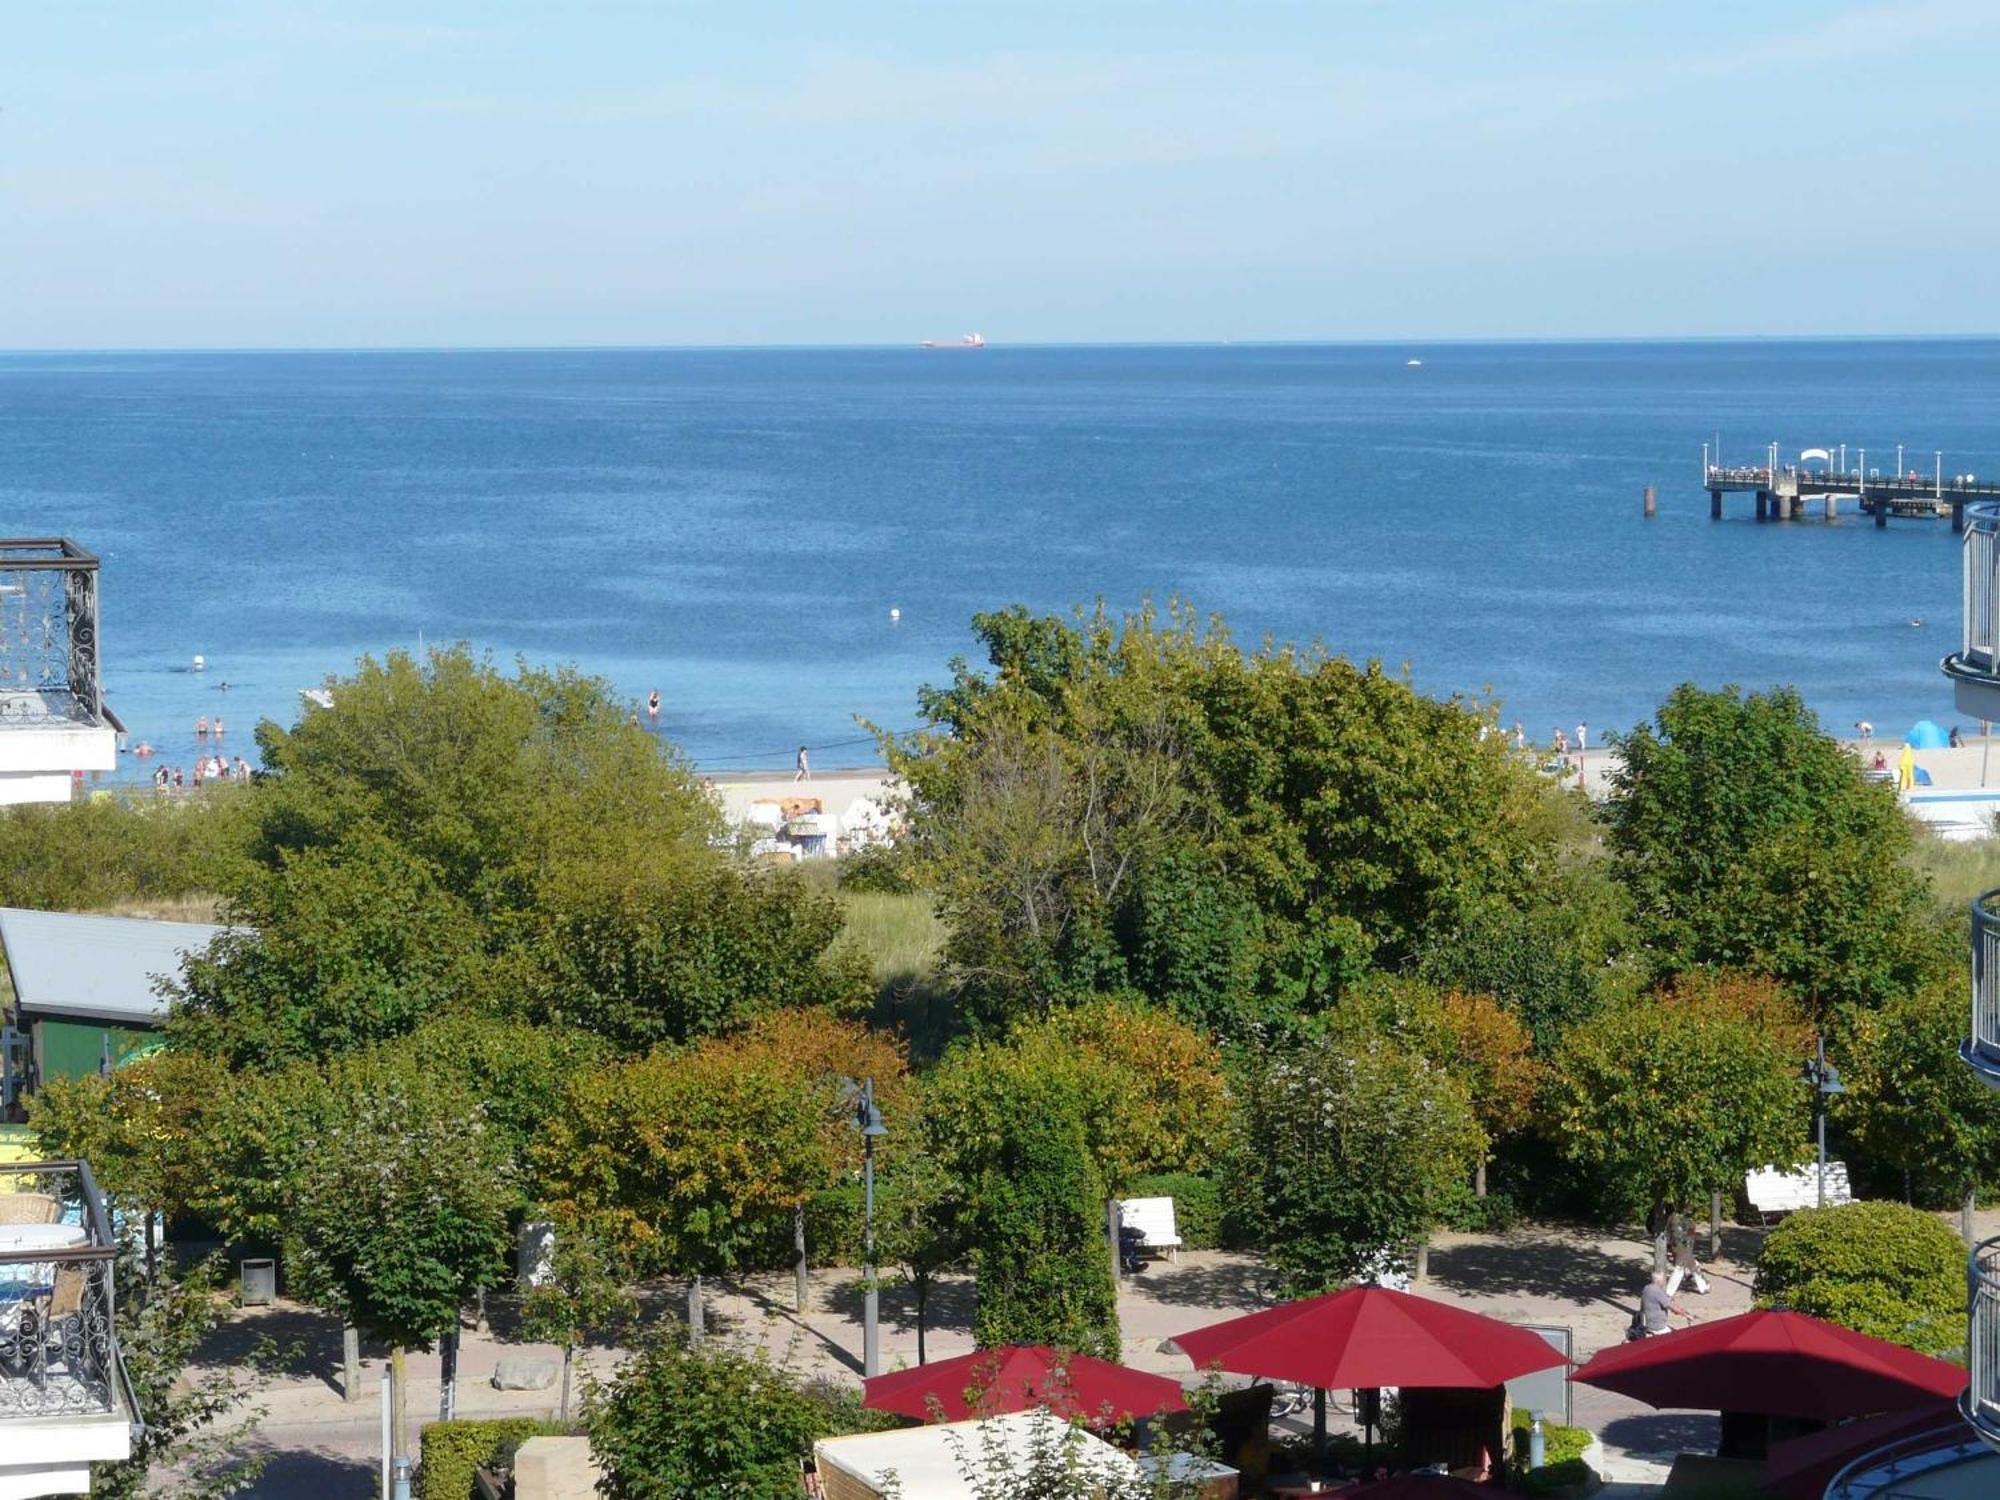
(1754, 1200), (1964, 1355)
(418, 1417), (572, 1500)
(1123, 1173), (1221, 1251)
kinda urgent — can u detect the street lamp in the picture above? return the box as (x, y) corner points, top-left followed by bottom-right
(1803, 1038), (1846, 1208)
(850, 1076), (889, 1377)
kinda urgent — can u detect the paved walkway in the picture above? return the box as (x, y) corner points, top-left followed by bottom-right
(204, 1216), (1807, 1497)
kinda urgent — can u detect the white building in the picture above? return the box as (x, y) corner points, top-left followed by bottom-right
(0, 540), (118, 808)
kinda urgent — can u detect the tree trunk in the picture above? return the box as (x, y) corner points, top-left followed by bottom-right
(439, 1324), (458, 1423)
(559, 1343), (574, 1422)
(1414, 1240), (1430, 1283)
(1652, 1230), (1669, 1276)
(475, 1284), (489, 1336)
(1709, 1191), (1723, 1262)
(390, 1345), (409, 1466)
(343, 1324), (362, 1404)
(915, 1276), (928, 1366)
(1965, 1186), (1979, 1249)
(794, 1207), (809, 1314)
(687, 1274), (705, 1342)
(1474, 1161), (1488, 1198)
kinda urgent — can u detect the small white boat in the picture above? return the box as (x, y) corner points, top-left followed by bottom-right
(1406, 358), (1423, 367)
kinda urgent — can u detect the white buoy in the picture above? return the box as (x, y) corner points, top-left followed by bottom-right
(889, 607), (901, 622)
(192, 654), (206, 672)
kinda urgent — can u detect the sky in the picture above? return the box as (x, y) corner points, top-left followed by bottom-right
(4, 1), (1998, 347)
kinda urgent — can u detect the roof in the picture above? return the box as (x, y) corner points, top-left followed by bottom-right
(814, 1411), (1138, 1496)
(0, 908), (230, 1025)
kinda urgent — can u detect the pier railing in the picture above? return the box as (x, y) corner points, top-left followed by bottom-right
(1968, 1236), (2000, 1452)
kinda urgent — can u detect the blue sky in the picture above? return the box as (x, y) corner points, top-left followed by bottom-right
(4, 1), (1996, 346)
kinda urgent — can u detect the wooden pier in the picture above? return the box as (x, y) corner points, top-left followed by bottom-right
(1702, 445), (2000, 531)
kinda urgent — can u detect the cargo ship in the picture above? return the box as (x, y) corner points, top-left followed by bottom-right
(921, 333), (986, 349)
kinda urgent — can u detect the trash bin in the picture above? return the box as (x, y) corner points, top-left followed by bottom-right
(240, 1257), (277, 1307)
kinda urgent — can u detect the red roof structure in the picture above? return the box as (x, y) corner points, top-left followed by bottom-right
(1571, 1310), (1966, 1422)
(861, 1345), (1188, 1426)
(1760, 1400), (1967, 1500)
(1171, 1284), (1567, 1390)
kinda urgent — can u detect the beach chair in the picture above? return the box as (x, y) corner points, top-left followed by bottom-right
(1744, 1162), (1851, 1224)
(1116, 1197), (1183, 1264)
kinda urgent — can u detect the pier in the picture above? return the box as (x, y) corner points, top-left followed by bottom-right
(1700, 443), (2000, 530)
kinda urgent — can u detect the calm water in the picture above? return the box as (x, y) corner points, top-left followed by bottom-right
(1, 340), (1992, 778)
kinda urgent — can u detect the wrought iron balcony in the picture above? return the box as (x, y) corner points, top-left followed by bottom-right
(0, 1160), (132, 1425)
(1967, 1237), (2000, 1454)
(1945, 503), (2000, 721)
(1966, 892), (2000, 1091)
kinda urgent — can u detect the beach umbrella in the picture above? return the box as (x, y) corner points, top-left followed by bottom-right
(1761, 1400), (1962, 1500)
(1570, 1310), (1964, 1422)
(1906, 720), (1950, 748)
(862, 1345), (1188, 1426)
(1169, 1284), (1566, 1391)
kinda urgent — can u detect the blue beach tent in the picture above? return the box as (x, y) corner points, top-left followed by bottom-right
(1905, 720), (1949, 749)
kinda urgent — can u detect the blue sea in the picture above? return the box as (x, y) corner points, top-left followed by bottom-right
(1, 340), (1993, 779)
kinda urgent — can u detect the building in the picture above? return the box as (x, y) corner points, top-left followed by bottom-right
(0, 540), (120, 807)
(0, 908), (228, 1112)
(0, 1158), (138, 1497)
(1817, 502), (2000, 1495)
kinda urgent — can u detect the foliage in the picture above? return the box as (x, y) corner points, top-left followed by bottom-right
(963, 1077), (1120, 1358)
(870, 1145), (971, 1365)
(27, 1049), (236, 1220)
(417, 1418), (573, 1500)
(1122, 1173), (1222, 1251)
(885, 602), (1564, 1036)
(915, 1408), (1212, 1500)
(517, 1218), (637, 1421)
(1546, 988), (1808, 1222)
(535, 1012), (906, 1279)
(1232, 1031), (1484, 1292)
(585, 1332), (835, 1499)
(0, 787), (254, 913)
(1510, 1408), (1592, 1474)
(1607, 684), (1944, 1015)
(284, 1066), (515, 1350)
(91, 1254), (270, 1500)
(1333, 978), (1541, 1144)
(1754, 1200), (1965, 1354)
(1835, 983), (2000, 1207)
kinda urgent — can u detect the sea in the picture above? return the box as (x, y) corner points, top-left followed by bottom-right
(1, 339), (1993, 781)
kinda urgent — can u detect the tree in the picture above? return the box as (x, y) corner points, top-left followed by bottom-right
(885, 602), (1564, 1036)
(1233, 1031), (1484, 1294)
(1547, 989), (1809, 1264)
(518, 1217), (636, 1421)
(585, 1332), (836, 1500)
(871, 1147), (968, 1366)
(1607, 684), (1944, 1015)
(928, 1407), (1212, 1500)
(284, 1066), (514, 1461)
(1836, 984), (2000, 1238)
(1754, 1201), (1964, 1354)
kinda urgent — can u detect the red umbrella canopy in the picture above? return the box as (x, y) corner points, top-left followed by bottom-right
(1571, 1310), (1966, 1422)
(862, 1345), (1189, 1426)
(1761, 1401), (1964, 1500)
(1171, 1284), (1567, 1390)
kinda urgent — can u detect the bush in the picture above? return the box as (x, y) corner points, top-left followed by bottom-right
(1124, 1173), (1221, 1251)
(1754, 1200), (1965, 1354)
(1511, 1410), (1594, 1496)
(1438, 1181), (1522, 1234)
(418, 1418), (571, 1500)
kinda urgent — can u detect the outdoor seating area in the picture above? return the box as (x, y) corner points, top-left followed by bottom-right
(0, 1161), (125, 1423)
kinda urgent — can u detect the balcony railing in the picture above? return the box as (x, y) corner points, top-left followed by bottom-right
(1945, 502), (2000, 686)
(1967, 1237), (2000, 1453)
(0, 1160), (129, 1423)
(1966, 891), (2000, 1090)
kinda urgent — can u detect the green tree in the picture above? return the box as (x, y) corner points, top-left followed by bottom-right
(1607, 684), (1943, 1014)
(1233, 1031), (1484, 1293)
(886, 602), (1563, 1036)
(1836, 984), (2000, 1236)
(871, 1146), (969, 1367)
(1754, 1200), (1964, 1354)
(1547, 989), (1809, 1263)
(518, 1217), (636, 1421)
(586, 1332), (835, 1499)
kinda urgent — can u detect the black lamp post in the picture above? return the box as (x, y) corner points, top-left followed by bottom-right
(852, 1076), (889, 1377)
(1803, 1037), (1846, 1207)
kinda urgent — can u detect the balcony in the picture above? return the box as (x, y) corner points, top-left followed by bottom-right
(1967, 1238), (2000, 1456)
(0, 1160), (138, 1500)
(1944, 503), (2000, 724)
(1965, 892), (2000, 1091)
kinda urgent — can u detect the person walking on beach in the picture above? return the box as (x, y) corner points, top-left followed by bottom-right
(1553, 728), (1568, 756)
(1951, 725), (1964, 749)
(1898, 742), (1917, 791)
(1855, 720), (1873, 741)
(794, 745), (810, 782)
(1512, 722), (1526, 751)
(1575, 722), (1588, 754)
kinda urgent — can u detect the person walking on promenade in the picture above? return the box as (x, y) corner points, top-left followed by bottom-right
(1639, 1270), (1695, 1337)
(794, 745), (810, 782)
(1666, 1209), (1710, 1296)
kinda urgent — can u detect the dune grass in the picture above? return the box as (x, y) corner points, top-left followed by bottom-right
(1911, 830), (2000, 911)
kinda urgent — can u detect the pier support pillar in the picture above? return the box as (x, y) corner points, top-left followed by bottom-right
(1875, 500), (1887, 529)
(1755, 492), (1768, 521)
(1955, 499), (1967, 534)
(1643, 484), (1656, 518)
(1709, 489), (1722, 520)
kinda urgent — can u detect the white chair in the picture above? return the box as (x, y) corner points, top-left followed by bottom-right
(1744, 1162), (1852, 1224)
(1116, 1197), (1183, 1264)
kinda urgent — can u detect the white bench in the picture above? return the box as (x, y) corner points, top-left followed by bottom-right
(1117, 1197), (1183, 1264)
(1745, 1161), (1852, 1223)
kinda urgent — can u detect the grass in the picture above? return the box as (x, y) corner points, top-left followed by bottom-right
(1911, 830), (2000, 911)
(90, 895), (225, 924)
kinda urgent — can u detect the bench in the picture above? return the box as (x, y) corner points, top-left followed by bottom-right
(1117, 1196), (1183, 1264)
(1744, 1161), (1852, 1224)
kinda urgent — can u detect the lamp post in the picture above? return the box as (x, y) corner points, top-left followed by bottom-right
(1803, 1038), (1846, 1207)
(853, 1076), (889, 1377)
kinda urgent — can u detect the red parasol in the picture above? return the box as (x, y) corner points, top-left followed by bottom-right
(862, 1345), (1189, 1426)
(1170, 1284), (1567, 1390)
(1761, 1400), (1966, 1500)
(1571, 1310), (1965, 1422)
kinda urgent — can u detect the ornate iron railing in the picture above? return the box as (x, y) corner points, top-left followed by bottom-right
(0, 538), (103, 726)
(1966, 891), (2000, 1089)
(0, 1160), (124, 1421)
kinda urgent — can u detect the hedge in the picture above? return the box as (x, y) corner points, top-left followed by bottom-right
(1123, 1173), (1221, 1251)
(1754, 1200), (1965, 1355)
(1511, 1410), (1593, 1495)
(418, 1417), (573, 1500)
